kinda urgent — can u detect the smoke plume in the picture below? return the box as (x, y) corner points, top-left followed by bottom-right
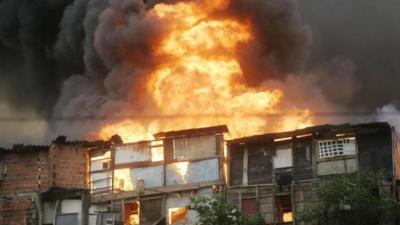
(0, 0), (399, 146)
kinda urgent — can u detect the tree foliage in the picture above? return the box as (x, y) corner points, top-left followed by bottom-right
(298, 171), (400, 225)
(188, 193), (265, 225)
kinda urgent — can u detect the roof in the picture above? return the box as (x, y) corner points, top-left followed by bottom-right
(0, 144), (49, 153)
(227, 122), (391, 145)
(153, 125), (229, 139)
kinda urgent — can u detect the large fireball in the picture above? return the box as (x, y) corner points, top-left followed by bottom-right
(99, 0), (312, 142)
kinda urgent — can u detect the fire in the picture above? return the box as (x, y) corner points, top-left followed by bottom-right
(114, 168), (133, 191)
(99, 0), (313, 142)
(174, 161), (189, 183)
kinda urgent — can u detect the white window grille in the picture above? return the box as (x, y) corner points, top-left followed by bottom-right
(318, 137), (356, 159)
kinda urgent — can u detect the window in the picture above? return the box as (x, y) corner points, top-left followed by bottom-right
(318, 137), (356, 159)
(102, 162), (110, 170)
(173, 135), (217, 161)
(273, 147), (292, 169)
(241, 198), (257, 215)
(168, 207), (188, 224)
(0, 156), (5, 179)
(275, 195), (293, 223)
(151, 140), (164, 162)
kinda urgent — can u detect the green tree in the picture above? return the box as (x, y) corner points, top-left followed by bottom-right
(188, 192), (265, 225)
(298, 171), (400, 225)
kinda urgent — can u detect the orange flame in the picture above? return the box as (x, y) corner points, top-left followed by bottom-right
(99, 0), (313, 142)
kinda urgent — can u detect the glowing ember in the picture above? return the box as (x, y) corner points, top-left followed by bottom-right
(99, 0), (313, 142)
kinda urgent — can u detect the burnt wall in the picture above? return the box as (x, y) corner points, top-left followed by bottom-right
(140, 198), (163, 225)
(229, 147), (243, 186)
(356, 123), (394, 177)
(293, 138), (314, 180)
(248, 146), (273, 185)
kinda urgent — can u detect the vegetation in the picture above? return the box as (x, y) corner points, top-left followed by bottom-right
(188, 192), (265, 225)
(298, 170), (400, 225)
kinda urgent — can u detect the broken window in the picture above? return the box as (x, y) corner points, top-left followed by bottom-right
(275, 195), (293, 223)
(241, 198), (257, 215)
(124, 202), (140, 225)
(318, 137), (356, 159)
(168, 207), (188, 224)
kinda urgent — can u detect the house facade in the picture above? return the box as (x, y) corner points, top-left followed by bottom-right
(0, 141), (90, 225)
(89, 125), (228, 225)
(226, 122), (400, 225)
(1, 122), (398, 225)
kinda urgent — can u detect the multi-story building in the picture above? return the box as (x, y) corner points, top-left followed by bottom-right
(89, 125), (228, 225)
(0, 140), (90, 225)
(226, 122), (399, 225)
(1, 122), (398, 225)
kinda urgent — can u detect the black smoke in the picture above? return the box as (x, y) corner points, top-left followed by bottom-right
(0, 0), (83, 115)
(0, 0), (399, 145)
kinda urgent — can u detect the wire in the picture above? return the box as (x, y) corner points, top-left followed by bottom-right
(0, 111), (397, 122)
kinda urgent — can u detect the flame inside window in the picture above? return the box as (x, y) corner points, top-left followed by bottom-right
(168, 207), (188, 224)
(283, 212), (293, 222)
(114, 168), (133, 191)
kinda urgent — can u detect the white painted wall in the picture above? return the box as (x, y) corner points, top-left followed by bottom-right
(131, 165), (164, 188)
(166, 196), (196, 225)
(166, 158), (219, 185)
(91, 171), (112, 191)
(165, 188), (212, 225)
(115, 144), (151, 164)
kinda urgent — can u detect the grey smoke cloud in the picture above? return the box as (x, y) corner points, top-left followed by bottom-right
(298, 0), (400, 109)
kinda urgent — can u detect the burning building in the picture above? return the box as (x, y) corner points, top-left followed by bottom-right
(0, 122), (399, 225)
(226, 122), (400, 224)
(89, 125), (228, 225)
